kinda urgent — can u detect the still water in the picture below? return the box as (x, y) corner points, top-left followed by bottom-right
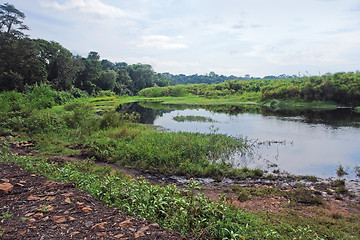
(118, 102), (360, 179)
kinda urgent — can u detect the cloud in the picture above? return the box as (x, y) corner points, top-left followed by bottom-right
(136, 35), (188, 50)
(40, 0), (132, 19)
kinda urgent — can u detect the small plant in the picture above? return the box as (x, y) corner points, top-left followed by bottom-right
(0, 211), (13, 220)
(336, 165), (348, 177)
(38, 205), (53, 213)
(288, 188), (323, 205)
(237, 190), (251, 202)
(20, 217), (32, 222)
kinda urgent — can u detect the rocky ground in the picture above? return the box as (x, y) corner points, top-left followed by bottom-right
(0, 162), (184, 239)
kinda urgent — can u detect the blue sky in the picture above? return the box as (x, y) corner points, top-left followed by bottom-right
(6, 0), (360, 77)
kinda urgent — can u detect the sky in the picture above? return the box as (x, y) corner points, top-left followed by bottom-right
(5, 0), (360, 77)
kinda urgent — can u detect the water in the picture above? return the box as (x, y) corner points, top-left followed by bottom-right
(117, 102), (360, 179)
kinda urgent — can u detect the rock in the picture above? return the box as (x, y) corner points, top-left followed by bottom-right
(1, 179), (10, 183)
(81, 207), (93, 213)
(51, 216), (67, 223)
(33, 213), (44, 218)
(71, 231), (80, 236)
(61, 192), (73, 197)
(114, 233), (124, 238)
(91, 222), (107, 230)
(28, 218), (36, 223)
(119, 219), (133, 228)
(27, 195), (40, 201)
(84, 221), (93, 228)
(0, 182), (13, 194)
(46, 196), (56, 201)
(139, 226), (149, 232)
(25, 212), (34, 217)
(134, 231), (145, 238)
(96, 232), (107, 237)
(149, 223), (160, 228)
(68, 216), (76, 221)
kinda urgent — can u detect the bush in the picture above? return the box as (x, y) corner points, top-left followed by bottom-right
(0, 91), (24, 113)
(25, 84), (56, 110)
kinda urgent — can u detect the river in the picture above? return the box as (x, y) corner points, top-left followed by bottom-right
(117, 102), (360, 179)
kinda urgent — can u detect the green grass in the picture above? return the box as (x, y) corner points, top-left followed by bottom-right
(4, 150), (357, 239)
(0, 151), (271, 239)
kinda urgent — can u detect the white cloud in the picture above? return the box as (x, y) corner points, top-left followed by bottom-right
(136, 35), (188, 50)
(40, 0), (132, 19)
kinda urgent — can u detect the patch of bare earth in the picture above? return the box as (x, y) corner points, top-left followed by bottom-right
(0, 162), (184, 240)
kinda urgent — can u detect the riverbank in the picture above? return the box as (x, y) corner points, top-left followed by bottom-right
(1, 138), (360, 239)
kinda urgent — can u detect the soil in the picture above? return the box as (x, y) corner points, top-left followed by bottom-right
(0, 162), (184, 240)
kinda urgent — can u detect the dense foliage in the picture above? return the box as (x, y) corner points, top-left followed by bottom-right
(139, 72), (360, 107)
(162, 72), (297, 85)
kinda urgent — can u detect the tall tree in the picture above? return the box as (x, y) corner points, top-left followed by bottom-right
(0, 3), (29, 35)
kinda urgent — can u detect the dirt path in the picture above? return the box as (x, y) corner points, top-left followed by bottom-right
(0, 162), (184, 240)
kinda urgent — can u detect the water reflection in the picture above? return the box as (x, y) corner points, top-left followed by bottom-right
(116, 102), (360, 178)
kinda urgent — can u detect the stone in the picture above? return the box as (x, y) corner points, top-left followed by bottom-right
(27, 195), (40, 201)
(0, 183), (13, 194)
(134, 232), (145, 238)
(81, 207), (93, 213)
(51, 216), (67, 223)
(28, 218), (36, 223)
(33, 213), (44, 218)
(91, 222), (107, 230)
(70, 231), (80, 236)
(46, 196), (56, 201)
(119, 219), (132, 228)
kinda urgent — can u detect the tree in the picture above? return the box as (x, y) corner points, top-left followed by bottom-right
(34, 39), (79, 90)
(96, 70), (117, 91)
(88, 51), (100, 61)
(0, 3), (29, 35)
(127, 64), (155, 93)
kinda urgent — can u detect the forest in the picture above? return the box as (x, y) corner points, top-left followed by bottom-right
(139, 72), (360, 107)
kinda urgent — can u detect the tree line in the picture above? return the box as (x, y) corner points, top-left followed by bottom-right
(161, 72), (297, 85)
(139, 72), (360, 107)
(0, 3), (169, 96)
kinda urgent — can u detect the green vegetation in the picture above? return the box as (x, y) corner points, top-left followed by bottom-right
(1, 4), (359, 239)
(173, 115), (215, 122)
(0, 86), (261, 180)
(2, 150), (359, 239)
(139, 72), (360, 108)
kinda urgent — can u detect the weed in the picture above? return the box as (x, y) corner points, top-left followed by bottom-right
(237, 190), (251, 202)
(331, 213), (343, 219)
(0, 211), (13, 220)
(336, 165), (348, 177)
(287, 188), (323, 205)
(331, 179), (345, 188)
